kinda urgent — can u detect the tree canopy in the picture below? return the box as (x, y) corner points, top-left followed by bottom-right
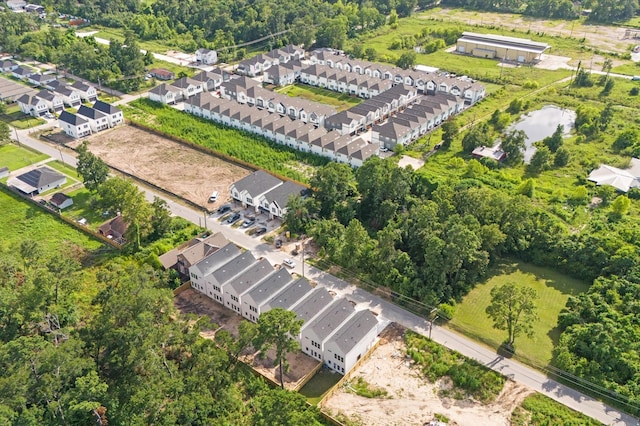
(486, 282), (538, 349)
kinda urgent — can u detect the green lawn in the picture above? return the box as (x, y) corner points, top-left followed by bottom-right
(275, 84), (362, 112)
(0, 144), (49, 171)
(46, 160), (81, 180)
(448, 261), (590, 366)
(0, 107), (46, 129)
(0, 187), (104, 253)
(62, 188), (106, 229)
(83, 25), (177, 54)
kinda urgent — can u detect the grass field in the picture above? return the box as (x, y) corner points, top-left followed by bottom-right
(275, 84), (362, 112)
(0, 144), (49, 171)
(0, 187), (104, 253)
(0, 105), (46, 129)
(83, 25), (176, 53)
(448, 261), (590, 366)
(46, 160), (81, 180)
(62, 188), (106, 229)
(512, 393), (601, 425)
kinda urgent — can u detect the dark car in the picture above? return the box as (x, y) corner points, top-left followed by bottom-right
(226, 212), (241, 224)
(217, 204), (232, 214)
(254, 227), (267, 236)
(275, 239), (283, 248)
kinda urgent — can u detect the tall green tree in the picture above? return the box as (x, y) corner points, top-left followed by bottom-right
(254, 308), (303, 388)
(500, 130), (526, 166)
(542, 124), (564, 153)
(486, 282), (538, 349)
(310, 162), (358, 223)
(0, 122), (10, 145)
(76, 142), (109, 192)
(441, 119), (459, 149)
(396, 51), (417, 69)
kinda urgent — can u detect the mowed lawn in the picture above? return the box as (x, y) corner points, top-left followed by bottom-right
(0, 189), (103, 253)
(275, 84), (362, 111)
(0, 144), (49, 172)
(448, 261), (590, 366)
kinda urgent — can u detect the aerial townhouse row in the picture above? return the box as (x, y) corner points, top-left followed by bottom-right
(298, 64), (394, 98)
(176, 234), (380, 375)
(184, 92), (379, 167)
(17, 79), (99, 117)
(307, 48), (486, 105)
(235, 45), (306, 77)
(148, 68), (231, 104)
(57, 101), (124, 138)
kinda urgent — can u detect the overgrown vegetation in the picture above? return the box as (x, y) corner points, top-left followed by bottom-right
(405, 330), (506, 403)
(511, 394), (602, 425)
(346, 376), (389, 399)
(123, 99), (330, 183)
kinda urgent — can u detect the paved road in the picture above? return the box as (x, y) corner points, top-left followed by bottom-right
(11, 128), (639, 426)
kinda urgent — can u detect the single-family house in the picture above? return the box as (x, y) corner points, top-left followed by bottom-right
(587, 158), (640, 192)
(196, 48), (218, 65)
(71, 81), (98, 102)
(11, 66), (34, 80)
(0, 167), (9, 179)
(192, 69), (227, 92)
(98, 215), (128, 243)
(262, 277), (312, 312)
(242, 268), (293, 322)
(236, 54), (273, 77)
(76, 105), (110, 133)
(189, 242), (242, 300)
(148, 68), (175, 81)
(323, 309), (379, 374)
(49, 192), (73, 210)
(223, 258), (273, 315)
(53, 85), (82, 107)
(25, 3), (44, 13)
(93, 100), (124, 127)
(16, 93), (49, 117)
(0, 60), (19, 72)
(260, 180), (307, 218)
(149, 83), (181, 104)
(58, 110), (91, 138)
(171, 77), (204, 100)
(27, 73), (57, 87)
(229, 170), (283, 212)
(159, 232), (228, 277)
(471, 145), (507, 162)
(210, 251), (258, 310)
(300, 298), (355, 362)
(35, 89), (64, 112)
(8, 166), (66, 195)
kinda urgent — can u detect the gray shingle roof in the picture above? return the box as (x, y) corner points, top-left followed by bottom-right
(93, 100), (121, 115)
(58, 111), (87, 126)
(245, 268), (293, 307)
(262, 180), (306, 210)
(212, 251), (257, 286)
(231, 170), (282, 198)
(191, 242), (241, 278)
(77, 105), (107, 121)
(306, 298), (354, 342)
(327, 309), (378, 354)
(293, 287), (333, 325)
(226, 258), (274, 295)
(16, 166), (65, 188)
(263, 277), (312, 311)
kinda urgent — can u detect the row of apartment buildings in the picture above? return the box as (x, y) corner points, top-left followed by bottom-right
(184, 92), (378, 167)
(16, 79), (98, 117)
(57, 101), (124, 138)
(148, 68), (231, 104)
(161, 233), (381, 375)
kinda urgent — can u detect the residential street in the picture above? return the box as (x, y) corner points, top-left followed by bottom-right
(12, 127), (640, 426)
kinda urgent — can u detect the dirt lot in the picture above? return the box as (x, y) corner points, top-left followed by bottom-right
(73, 125), (251, 208)
(174, 288), (320, 390)
(322, 326), (533, 426)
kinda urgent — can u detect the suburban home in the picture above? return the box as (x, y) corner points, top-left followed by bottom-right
(242, 268), (293, 322)
(98, 215), (128, 244)
(8, 166), (66, 195)
(27, 73), (57, 87)
(192, 68), (228, 92)
(292, 287), (333, 343)
(263, 60), (303, 87)
(71, 81), (98, 102)
(158, 232), (229, 278)
(195, 48), (218, 65)
(210, 251), (258, 311)
(222, 258), (273, 315)
(323, 309), (379, 374)
(262, 277), (312, 312)
(472, 145), (507, 162)
(24, 3), (44, 13)
(53, 85), (82, 107)
(229, 170), (283, 212)
(49, 192), (73, 210)
(11, 66), (34, 79)
(93, 100), (124, 127)
(17, 93), (50, 117)
(259, 180), (307, 218)
(76, 105), (110, 133)
(300, 297), (355, 362)
(170, 76), (204, 100)
(587, 158), (640, 192)
(189, 242), (242, 300)
(0, 60), (19, 72)
(0, 167), (9, 179)
(149, 83), (181, 104)
(148, 68), (175, 81)
(35, 89), (64, 112)
(236, 53), (273, 77)
(58, 110), (91, 138)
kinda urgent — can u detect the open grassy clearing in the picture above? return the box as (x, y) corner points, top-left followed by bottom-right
(46, 159), (81, 181)
(0, 105), (46, 129)
(448, 261), (590, 366)
(275, 84), (362, 112)
(0, 144), (49, 171)
(62, 188), (106, 229)
(82, 25), (177, 54)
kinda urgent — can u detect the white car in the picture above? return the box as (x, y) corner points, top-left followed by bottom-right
(208, 191), (219, 202)
(283, 258), (296, 268)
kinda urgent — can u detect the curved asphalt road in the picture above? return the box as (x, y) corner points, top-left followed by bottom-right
(12, 127), (640, 425)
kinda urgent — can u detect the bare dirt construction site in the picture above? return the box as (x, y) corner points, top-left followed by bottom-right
(74, 125), (251, 207)
(322, 326), (534, 426)
(174, 288), (319, 390)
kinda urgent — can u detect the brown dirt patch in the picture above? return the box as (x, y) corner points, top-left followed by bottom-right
(322, 327), (534, 426)
(74, 125), (251, 208)
(244, 347), (321, 391)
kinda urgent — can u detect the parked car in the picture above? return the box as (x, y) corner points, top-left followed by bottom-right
(283, 258), (296, 268)
(226, 212), (241, 224)
(242, 218), (256, 228)
(254, 227), (267, 236)
(208, 191), (219, 203)
(275, 239), (283, 248)
(217, 204), (232, 214)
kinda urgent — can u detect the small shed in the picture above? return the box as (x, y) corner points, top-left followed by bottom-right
(0, 166), (9, 179)
(50, 192), (73, 209)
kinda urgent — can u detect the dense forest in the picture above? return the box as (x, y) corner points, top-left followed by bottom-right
(285, 155), (640, 413)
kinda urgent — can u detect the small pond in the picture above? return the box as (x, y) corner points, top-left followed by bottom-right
(507, 105), (576, 163)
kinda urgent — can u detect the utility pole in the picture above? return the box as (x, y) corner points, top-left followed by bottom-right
(428, 308), (438, 340)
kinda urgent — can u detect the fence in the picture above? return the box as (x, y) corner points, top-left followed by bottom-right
(172, 281), (192, 296)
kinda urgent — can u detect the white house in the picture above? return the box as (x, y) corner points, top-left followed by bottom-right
(196, 48), (218, 65)
(229, 170), (283, 212)
(49, 192), (74, 210)
(149, 83), (181, 104)
(262, 277), (313, 312)
(242, 268), (293, 322)
(299, 297), (354, 362)
(211, 251), (258, 312)
(35, 90), (64, 112)
(8, 166), (66, 195)
(0, 60), (19, 72)
(222, 258), (273, 316)
(76, 105), (110, 133)
(53, 85), (82, 107)
(16, 93), (49, 117)
(323, 309), (379, 374)
(93, 100), (123, 127)
(11, 66), (34, 79)
(58, 111), (91, 138)
(27, 73), (57, 87)
(171, 77), (204, 100)
(71, 81), (98, 102)
(189, 242), (241, 301)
